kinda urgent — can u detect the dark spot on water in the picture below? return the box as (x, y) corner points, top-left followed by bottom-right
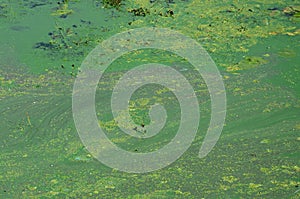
(129, 7), (150, 17)
(237, 26), (247, 32)
(250, 153), (257, 157)
(60, 14), (68, 19)
(167, 10), (174, 16)
(267, 7), (280, 11)
(10, 25), (30, 31)
(223, 10), (233, 13)
(29, 3), (47, 9)
(80, 19), (91, 25)
(34, 42), (55, 50)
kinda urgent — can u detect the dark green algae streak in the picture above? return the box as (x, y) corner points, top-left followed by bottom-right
(0, 0), (299, 198)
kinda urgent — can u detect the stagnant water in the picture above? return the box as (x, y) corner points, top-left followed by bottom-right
(0, 0), (299, 198)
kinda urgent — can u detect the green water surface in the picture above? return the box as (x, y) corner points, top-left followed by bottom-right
(0, 0), (299, 198)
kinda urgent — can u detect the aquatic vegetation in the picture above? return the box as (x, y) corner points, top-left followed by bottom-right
(102, 0), (122, 8)
(0, 3), (8, 17)
(128, 7), (150, 17)
(0, 76), (16, 91)
(1, 0), (299, 198)
(227, 56), (268, 72)
(0, 2), (20, 21)
(31, 0), (297, 73)
(126, 0), (174, 19)
(1, 67), (299, 198)
(33, 20), (104, 75)
(122, 0), (299, 72)
(51, 0), (73, 18)
(277, 48), (297, 58)
(283, 5), (300, 17)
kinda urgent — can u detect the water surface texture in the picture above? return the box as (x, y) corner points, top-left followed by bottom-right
(0, 0), (299, 198)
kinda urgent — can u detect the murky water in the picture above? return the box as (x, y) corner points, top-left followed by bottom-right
(0, 0), (299, 198)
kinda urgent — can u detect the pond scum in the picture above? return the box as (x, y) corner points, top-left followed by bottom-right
(0, 0), (299, 198)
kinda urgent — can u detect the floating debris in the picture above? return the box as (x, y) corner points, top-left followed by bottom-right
(25, 112), (32, 126)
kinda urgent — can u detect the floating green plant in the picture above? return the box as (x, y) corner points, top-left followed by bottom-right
(0, 3), (8, 17)
(102, 0), (122, 8)
(278, 48), (297, 58)
(283, 5), (300, 17)
(52, 0), (73, 18)
(227, 56), (268, 72)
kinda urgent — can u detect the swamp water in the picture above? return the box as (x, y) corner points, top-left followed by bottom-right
(0, 0), (299, 198)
